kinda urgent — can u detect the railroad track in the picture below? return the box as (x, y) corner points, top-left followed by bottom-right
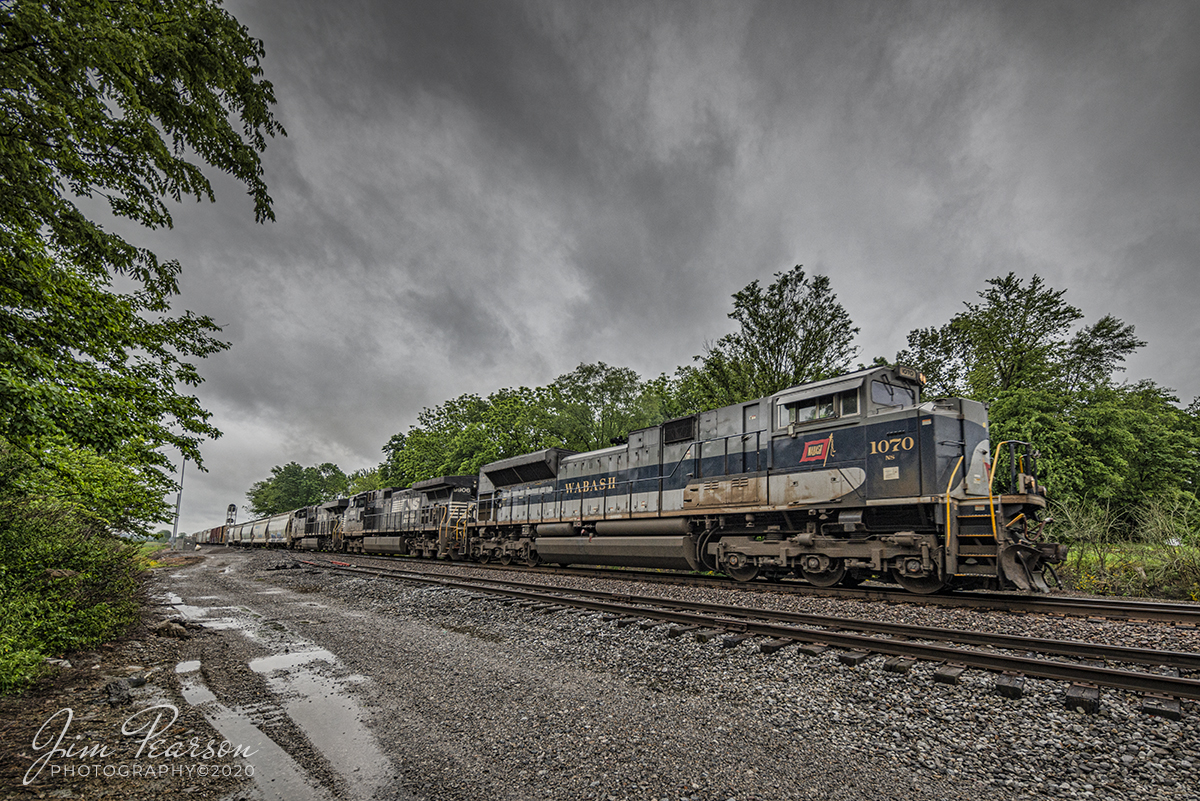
(295, 555), (1199, 717)
(285, 548), (1200, 625)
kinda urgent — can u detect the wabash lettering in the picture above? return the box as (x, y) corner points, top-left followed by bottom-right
(562, 477), (617, 494)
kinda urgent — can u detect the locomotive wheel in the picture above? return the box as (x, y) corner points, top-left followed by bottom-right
(524, 551), (540, 567)
(891, 568), (946, 595)
(801, 558), (846, 588)
(499, 553), (513, 566)
(723, 552), (758, 582)
(726, 564), (759, 582)
(478, 551), (491, 564)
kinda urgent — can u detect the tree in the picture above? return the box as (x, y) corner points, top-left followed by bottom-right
(682, 266), (859, 408)
(1, 0), (283, 499)
(246, 462), (347, 517)
(895, 274), (1198, 514)
(390, 387), (562, 485)
(346, 467), (383, 495)
(547, 363), (663, 451)
(382, 366), (687, 486)
(3, 438), (173, 534)
(897, 274), (1143, 401)
(379, 432), (411, 489)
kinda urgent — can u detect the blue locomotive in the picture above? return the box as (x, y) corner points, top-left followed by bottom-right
(472, 365), (1062, 593)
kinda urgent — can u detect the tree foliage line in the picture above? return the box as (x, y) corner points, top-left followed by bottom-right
(250, 268), (1200, 572)
(1, 0), (282, 693)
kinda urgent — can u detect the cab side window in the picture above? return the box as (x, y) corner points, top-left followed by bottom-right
(781, 391), (859, 427)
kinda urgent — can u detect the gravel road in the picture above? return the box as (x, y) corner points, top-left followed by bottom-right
(12, 548), (1197, 801)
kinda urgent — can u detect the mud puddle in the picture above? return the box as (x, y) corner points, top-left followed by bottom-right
(176, 661), (331, 801)
(163, 587), (403, 800)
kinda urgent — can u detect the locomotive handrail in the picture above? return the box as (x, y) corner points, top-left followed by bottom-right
(986, 440), (1036, 540)
(944, 455), (964, 552)
(986, 441), (1009, 542)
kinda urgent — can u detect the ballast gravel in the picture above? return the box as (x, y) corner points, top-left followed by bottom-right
(164, 551), (1198, 800)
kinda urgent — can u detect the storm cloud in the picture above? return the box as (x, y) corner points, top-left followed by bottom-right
(150, 0), (1200, 533)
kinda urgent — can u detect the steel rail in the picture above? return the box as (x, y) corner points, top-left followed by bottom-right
(328, 558), (1200, 671)
(331, 552), (1200, 625)
(300, 558), (1200, 701)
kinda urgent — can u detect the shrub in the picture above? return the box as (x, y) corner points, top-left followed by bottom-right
(0, 498), (143, 695)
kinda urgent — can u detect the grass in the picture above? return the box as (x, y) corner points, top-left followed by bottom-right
(135, 540), (169, 567)
(1053, 497), (1200, 601)
(1057, 542), (1200, 601)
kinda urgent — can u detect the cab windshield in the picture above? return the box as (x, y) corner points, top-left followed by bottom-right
(871, 380), (916, 409)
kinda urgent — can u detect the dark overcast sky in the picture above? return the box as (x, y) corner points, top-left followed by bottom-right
(159, 0), (1200, 533)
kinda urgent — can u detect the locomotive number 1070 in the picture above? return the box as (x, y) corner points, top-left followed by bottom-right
(869, 436), (915, 455)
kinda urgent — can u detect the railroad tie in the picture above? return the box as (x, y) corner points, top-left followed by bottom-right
(837, 650), (870, 667)
(995, 672), (1026, 699)
(934, 664), (966, 685)
(1065, 683), (1101, 714)
(1140, 694), (1182, 721)
(883, 657), (916, 674)
(758, 638), (795, 655)
(666, 625), (701, 639)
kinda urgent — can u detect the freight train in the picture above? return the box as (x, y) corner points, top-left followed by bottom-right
(200, 365), (1065, 594)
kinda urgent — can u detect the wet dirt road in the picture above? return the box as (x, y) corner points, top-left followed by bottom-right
(157, 550), (411, 801)
(136, 547), (1197, 801)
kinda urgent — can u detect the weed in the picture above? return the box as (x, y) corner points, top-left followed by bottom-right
(0, 499), (143, 695)
(1054, 496), (1200, 599)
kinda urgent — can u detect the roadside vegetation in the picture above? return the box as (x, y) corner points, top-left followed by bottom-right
(0, 445), (159, 694)
(1053, 497), (1200, 600)
(0, 1), (283, 695)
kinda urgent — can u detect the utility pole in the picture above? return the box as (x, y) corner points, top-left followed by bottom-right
(170, 458), (186, 550)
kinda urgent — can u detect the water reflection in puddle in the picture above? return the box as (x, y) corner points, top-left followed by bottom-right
(166, 575), (405, 798)
(176, 662), (329, 800)
(250, 649), (335, 673)
(249, 654), (394, 799)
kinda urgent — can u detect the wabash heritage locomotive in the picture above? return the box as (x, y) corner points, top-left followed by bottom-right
(214, 365), (1066, 595)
